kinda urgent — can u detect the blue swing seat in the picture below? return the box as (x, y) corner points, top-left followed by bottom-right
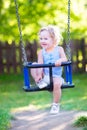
(23, 61), (74, 92)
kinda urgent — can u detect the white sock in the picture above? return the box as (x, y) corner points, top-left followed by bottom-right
(52, 103), (59, 106)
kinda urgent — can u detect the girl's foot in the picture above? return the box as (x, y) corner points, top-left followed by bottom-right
(36, 79), (48, 89)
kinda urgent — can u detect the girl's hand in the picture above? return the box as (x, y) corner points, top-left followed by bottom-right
(55, 60), (62, 66)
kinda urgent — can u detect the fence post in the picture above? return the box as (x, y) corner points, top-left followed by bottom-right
(0, 42), (3, 73)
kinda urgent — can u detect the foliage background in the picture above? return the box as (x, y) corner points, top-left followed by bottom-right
(0, 0), (87, 43)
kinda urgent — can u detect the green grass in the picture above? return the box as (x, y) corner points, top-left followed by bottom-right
(74, 116), (87, 127)
(73, 116), (87, 130)
(0, 73), (87, 129)
(61, 73), (87, 111)
(0, 109), (11, 130)
(0, 74), (51, 110)
(0, 73), (87, 111)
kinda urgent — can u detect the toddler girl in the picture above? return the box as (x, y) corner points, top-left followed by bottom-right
(31, 25), (67, 114)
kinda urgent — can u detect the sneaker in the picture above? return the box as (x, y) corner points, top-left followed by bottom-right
(36, 79), (48, 89)
(50, 103), (60, 114)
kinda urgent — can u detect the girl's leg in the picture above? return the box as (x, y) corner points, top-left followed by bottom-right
(50, 77), (62, 114)
(30, 62), (43, 83)
(53, 77), (62, 103)
(31, 63), (47, 88)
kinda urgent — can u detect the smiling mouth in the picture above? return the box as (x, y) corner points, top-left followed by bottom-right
(42, 43), (47, 46)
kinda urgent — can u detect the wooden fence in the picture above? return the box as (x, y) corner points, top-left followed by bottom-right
(0, 41), (37, 74)
(0, 39), (87, 74)
(71, 39), (87, 73)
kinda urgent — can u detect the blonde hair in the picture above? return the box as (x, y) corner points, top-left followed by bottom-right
(39, 25), (63, 46)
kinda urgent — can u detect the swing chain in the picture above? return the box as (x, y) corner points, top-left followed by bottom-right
(14, 0), (28, 65)
(66, 0), (71, 61)
(14, 0), (71, 62)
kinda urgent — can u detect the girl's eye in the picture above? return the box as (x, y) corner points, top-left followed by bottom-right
(40, 38), (42, 40)
(44, 38), (47, 40)
(40, 38), (48, 40)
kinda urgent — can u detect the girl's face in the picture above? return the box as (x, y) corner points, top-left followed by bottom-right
(39, 30), (54, 50)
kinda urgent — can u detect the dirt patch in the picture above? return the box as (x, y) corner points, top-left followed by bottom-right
(10, 106), (87, 130)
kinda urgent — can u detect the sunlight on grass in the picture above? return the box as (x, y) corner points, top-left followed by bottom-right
(0, 73), (87, 112)
(11, 104), (38, 113)
(0, 73), (87, 129)
(81, 96), (87, 100)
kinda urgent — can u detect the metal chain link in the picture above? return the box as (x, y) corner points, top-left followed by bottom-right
(66, 0), (71, 61)
(14, 0), (28, 65)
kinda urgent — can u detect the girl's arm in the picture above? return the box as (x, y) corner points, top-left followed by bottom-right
(37, 50), (44, 77)
(37, 49), (43, 64)
(55, 46), (67, 66)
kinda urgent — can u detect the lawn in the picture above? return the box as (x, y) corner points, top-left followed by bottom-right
(0, 73), (87, 111)
(0, 73), (87, 129)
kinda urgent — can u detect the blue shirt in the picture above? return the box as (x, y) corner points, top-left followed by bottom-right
(42, 46), (62, 77)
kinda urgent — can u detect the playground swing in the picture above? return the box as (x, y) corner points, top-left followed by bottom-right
(14, 0), (75, 92)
